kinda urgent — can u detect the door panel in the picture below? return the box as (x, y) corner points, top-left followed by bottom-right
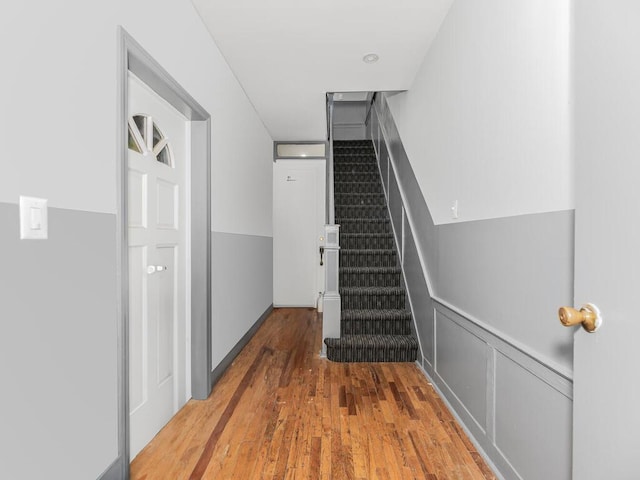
(156, 180), (178, 229)
(273, 160), (326, 307)
(156, 245), (176, 385)
(128, 244), (147, 413)
(128, 74), (188, 460)
(128, 169), (148, 228)
(573, 1), (640, 477)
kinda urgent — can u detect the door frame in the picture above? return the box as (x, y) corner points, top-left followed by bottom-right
(116, 27), (212, 478)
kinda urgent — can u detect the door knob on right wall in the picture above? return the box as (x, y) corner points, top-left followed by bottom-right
(558, 303), (603, 333)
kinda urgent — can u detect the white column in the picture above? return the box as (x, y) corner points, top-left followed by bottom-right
(321, 224), (340, 355)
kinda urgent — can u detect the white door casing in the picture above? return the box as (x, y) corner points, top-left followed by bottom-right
(273, 160), (326, 307)
(573, 1), (640, 477)
(127, 74), (189, 460)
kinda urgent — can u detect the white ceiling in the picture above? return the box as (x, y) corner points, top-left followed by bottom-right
(191, 0), (453, 141)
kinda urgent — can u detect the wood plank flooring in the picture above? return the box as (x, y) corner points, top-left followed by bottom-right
(131, 308), (496, 480)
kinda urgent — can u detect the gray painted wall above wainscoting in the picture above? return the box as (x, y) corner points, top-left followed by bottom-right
(369, 96), (575, 480)
(436, 211), (574, 373)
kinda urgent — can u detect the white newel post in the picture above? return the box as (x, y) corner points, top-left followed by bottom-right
(321, 224), (340, 355)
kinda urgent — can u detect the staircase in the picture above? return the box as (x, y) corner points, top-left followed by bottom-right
(324, 140), (419, 362)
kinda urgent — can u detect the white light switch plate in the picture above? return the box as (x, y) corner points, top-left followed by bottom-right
(20, 196), (48, 239)
(451, 200), (459, 219)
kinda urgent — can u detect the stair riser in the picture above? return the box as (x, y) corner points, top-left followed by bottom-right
(334, 163), (378, 174)
(341, 235), (395, 250)
(334, 148), (375, 155)
(334, 182), (383, 195)
(337, 220), (391, 234)
(336, 205), (388, 219)
(325, 345), (418, 363)
(334, 157), (377, 166)
(340, 271), (401, 287)
(340, 251), (397, 267)
(341, 293), (405, 310)
(335, 194), (386, 206)
(335, 172), (380, 183)
(341, 319), (411, 336)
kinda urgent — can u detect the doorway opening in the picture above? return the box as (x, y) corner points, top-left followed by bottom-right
(117, 27), (212, 478)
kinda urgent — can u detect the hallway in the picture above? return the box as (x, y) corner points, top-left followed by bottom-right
(131, 308), (496, 479)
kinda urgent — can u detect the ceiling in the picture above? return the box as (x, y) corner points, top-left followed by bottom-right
(191, 0), (454, 141)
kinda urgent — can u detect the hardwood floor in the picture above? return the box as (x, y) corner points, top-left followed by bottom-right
(131, 308), (496, 480)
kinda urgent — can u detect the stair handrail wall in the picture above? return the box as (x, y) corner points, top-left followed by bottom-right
(322, 93), (341, 354)
(327, 93), (336, 225)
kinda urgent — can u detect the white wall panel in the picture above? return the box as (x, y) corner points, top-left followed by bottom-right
(387, 0), (572, 224)
(0, 0), (273, 237)
(0, 2), (273, 478)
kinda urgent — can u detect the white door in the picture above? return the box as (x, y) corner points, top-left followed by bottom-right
(572, 1), (640, 477)
(273, 160), (326, 307)
(127, 74), (189, 460)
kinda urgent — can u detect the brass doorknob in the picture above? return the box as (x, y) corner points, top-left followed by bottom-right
(558, 303), (602, 333)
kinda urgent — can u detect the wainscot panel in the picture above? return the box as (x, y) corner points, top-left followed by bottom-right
(435, 308), (488, 432)
(495, 352), (572, 480)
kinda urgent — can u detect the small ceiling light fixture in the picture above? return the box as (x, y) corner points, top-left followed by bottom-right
(362, 53), (379, 64)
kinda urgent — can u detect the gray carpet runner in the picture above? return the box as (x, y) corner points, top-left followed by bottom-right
(324, 140), (419, 362)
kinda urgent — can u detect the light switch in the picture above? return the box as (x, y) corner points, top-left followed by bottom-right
(451, 200), (459, 219)
(20, 196), (48, 239)
(30, 207), (42, 230)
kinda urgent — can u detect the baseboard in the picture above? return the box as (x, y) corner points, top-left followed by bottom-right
(97, 455), (125, 480)
(209, 304), (274, 387)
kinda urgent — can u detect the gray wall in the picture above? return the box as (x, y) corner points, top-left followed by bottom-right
(370, 97), (574, 480)
(0, 209), (274, 480)
(211, 232), (273, 369)
(332, 101), (368, 140)
(0, 203), (118, 479)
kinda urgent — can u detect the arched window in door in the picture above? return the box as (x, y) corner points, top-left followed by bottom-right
(128, 114), (174, 167)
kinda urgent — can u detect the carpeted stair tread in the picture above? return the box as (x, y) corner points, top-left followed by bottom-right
(340, 266), (401, 274)
(333, 154), (377, 163)
(335, 193), (386, 206)
(342, 308), (412, 321)
(335, 205), (388, 219)
(340, 249), (397, 268)
(340, 286), (405, 295)
(334, 172), (380, 183)
(335, 219), (391, 234)
(325, 335), (419, 362)
(325, 139), (417, 363)
(341, 234), (395, 250)
(341, 310), (413, 335)
(341, 287), (405, 310)
(334, 182), (383, 194)
(334, 163), (379, 173)
(334, 140), (371, 146)
(340, 266), (402, 288)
